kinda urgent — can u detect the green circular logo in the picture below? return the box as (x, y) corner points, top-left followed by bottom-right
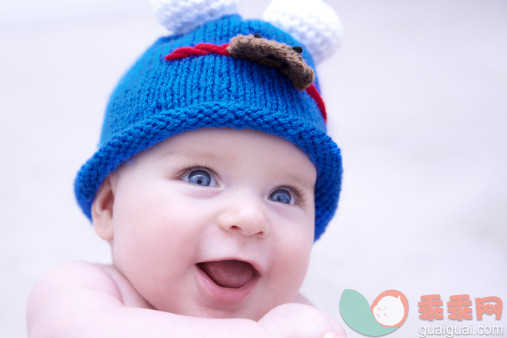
(340, 289), (409, 336)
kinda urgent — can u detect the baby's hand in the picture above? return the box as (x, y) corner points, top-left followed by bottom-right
(258, 303), (346, 338)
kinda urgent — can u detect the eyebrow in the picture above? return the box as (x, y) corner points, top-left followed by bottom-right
(161, 149), (225, 162)
(162, 150), (315, 191)
(283, 171), (316, 192)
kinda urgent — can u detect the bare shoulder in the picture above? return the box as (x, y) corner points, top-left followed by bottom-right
(28, 261), (122, 301)
(26, 261), (124, 336)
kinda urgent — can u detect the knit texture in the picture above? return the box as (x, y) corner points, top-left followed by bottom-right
(151, 0), (239, 35)
(74, 14), (342, 240)
(262, 0), (343, 64)
(227, 34), (315, 90)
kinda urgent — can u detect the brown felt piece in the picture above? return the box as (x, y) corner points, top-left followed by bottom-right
(227, 34), (315, 91)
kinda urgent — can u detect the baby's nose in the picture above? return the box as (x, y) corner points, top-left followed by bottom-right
(216, 191), (270, 238)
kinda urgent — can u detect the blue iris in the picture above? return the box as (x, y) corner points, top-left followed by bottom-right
(269, 188), (294, 204)
(187, 170), (212, 186)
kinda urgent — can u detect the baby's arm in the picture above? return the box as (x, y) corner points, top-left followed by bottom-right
(27, 261), (345, 337)
(259, 303), (346, 338)
(26, 261), (264, 338)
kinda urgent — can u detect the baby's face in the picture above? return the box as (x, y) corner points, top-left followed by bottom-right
(103, 129), (316, 320)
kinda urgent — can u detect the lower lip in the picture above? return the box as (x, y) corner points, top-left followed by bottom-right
(195, 265), (259, 303)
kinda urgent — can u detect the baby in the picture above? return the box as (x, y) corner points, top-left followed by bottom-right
(27, 0), (346, 337)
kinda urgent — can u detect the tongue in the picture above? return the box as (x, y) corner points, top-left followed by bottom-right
(199, 260), (255, 288)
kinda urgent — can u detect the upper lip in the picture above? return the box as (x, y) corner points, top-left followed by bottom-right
(196, 257), (264, 277)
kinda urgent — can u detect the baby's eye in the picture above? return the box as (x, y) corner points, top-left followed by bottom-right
(269, 188), (295, 205)
(183, 169), (217, 187)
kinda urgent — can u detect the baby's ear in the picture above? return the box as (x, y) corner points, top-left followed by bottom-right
(91, 175), (115, 241)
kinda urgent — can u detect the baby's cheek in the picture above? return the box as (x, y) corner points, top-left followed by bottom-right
(270, 231), (313, 297)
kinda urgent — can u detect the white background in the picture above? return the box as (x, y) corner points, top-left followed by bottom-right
(1, 1), (506, 337)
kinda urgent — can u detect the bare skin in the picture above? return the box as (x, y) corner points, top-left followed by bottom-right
(27, 261), (345, 337)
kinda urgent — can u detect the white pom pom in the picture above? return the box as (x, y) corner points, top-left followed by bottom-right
(151, 0), (239, 35)
(262, 0), (343, 64)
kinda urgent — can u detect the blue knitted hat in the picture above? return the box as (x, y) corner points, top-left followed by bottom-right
(74, 6), (343, 240)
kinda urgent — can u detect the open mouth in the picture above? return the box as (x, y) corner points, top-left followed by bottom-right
(196, 260), (258, 289)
